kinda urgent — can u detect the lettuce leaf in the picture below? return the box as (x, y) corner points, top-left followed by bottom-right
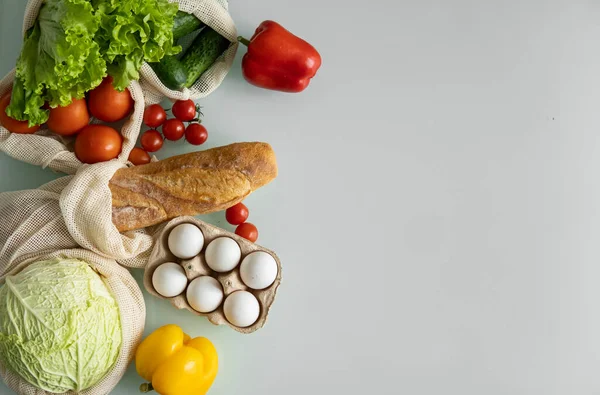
(6, 0), (180, 125)
(6, 0), (105, 126)
(93, 0), (181, 90)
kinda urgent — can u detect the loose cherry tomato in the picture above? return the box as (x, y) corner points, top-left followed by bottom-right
(74, 125), (122, 164)
(226, 203), (249, 225)
(235, 222), (258, 243)
(141, 130), (163, 152)
(172, 99), (196, 121)
(185, 123), (208, 145)
(0, 92), (40, 134)
(88, 76), (133, 123)
(143, 104), (166, 128)
(47, 98), (90, 136)
(128, 147), (151, 165)
(162, 119), (185, 141)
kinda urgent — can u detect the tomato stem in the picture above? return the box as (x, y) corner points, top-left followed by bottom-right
(237, 36), (251, 47)
(139, 383), (154, 393)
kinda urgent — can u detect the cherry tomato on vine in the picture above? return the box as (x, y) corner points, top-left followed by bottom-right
(226, 203), (249, 225)
(162, 119), (186, 141)
(172, 99), (196, 122)
(128, 147), (151, 165)
(235, 222), (258, 243)
(185, 123), (208, 145)
(143, 104), (167, 128)
(141, 130), (163, 152)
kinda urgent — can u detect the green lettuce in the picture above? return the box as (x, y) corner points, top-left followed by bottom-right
(93, 0), (181, 90)
(6, 0), (105, 126)
(6, 0), (180, 126)
(0, 258), (121, 392)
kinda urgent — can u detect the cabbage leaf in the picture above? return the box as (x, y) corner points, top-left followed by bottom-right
(0, 258), (122, 392)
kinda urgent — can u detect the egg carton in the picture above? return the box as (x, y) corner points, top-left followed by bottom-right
(144, 216), (282, 334)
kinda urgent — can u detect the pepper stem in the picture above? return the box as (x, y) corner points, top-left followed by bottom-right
(139, 383), (155, 393)
(237, 36), (251, 47)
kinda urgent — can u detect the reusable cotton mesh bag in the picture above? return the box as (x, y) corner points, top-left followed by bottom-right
(0, 0), (146, 175)
(0, 162), (158, 395)
(0, 71), (145, 175)
(139, 0), (238, 105)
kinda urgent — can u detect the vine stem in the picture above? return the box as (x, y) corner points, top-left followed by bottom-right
(237, 36), (251, 46)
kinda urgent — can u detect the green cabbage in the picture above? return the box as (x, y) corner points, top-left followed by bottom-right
(0, 258), (122, 392)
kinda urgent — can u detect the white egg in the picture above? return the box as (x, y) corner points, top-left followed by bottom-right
(240, 251), (278, 290)
(223, 291), (260, 328)
(168, 223), (204, 259)
(152, 262), (188, 297)
(186, 276), (224, 313)
(205, 237), (241, 272)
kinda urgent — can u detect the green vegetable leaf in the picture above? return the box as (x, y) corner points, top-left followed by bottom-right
(94, 0), (181, 91)
(6, 0), (180, 125)
(0, 259), (121, 393)
(6, 0), (106, 126)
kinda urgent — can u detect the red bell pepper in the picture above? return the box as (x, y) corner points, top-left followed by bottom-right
(238, 21), (322, 93)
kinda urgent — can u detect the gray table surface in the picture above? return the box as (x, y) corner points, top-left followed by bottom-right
(2, 0), (600, 394)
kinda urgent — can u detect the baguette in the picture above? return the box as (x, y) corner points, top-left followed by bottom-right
(110, 142), (278, 232)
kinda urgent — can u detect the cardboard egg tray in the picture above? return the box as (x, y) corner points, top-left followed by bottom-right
(144, 216), (282, 334)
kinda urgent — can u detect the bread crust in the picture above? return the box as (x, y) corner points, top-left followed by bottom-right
(110, 142), (278, 232)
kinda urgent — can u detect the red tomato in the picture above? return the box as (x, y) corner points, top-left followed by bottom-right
(235, 222), (258, 243)
(47, 98), (90, 136)
(141, 130), (163, 152)
(74, 125), (122, 164)
(226, 203), (249, 225)
(143, 104), (166, 128)
(162, 119), (185, 141)
(172, 99), (196, 121)
(128, 147), (151, 165)
(0, 92), (40, 134)
(88, 76), (133, 123)
(185, 123), (208, 145)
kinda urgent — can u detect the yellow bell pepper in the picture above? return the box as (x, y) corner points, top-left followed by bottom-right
(136, 324), (218, 395)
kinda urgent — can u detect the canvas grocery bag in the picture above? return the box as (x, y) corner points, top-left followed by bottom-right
(0, 162), (158, 395)
(0, 0), (146, 175)
(139, 0), (239, 104)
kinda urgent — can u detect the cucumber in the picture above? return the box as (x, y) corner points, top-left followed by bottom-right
(173, 11), (204, 41)
(149, 56), (187, 90)
(148, 12), (203, 90)
(180, 28), (231, 88)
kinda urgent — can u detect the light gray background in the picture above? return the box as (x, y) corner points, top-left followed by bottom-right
(2, 0), (600, 394)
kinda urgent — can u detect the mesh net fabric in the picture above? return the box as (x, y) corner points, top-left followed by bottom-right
(0, 164), (156, 395)
(0, 250), (145, 395)
(0, 70), (145, 175)
(139, 0), (239, 105)
(0, 70), (81, 175)
(0, 0), (146, 175)
(60, 161), (155, 265)
(0, 1), (237, 392)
